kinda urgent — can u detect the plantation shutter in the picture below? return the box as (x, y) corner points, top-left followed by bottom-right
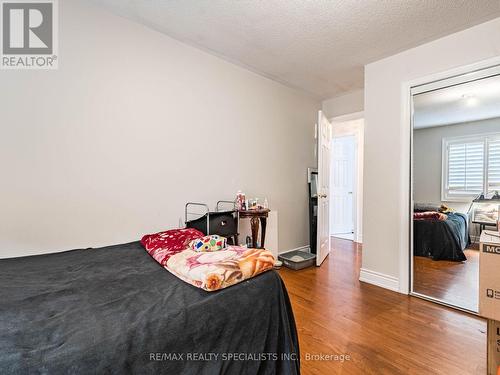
(447, 141), (484, 195)
(488, 139), (500, 192)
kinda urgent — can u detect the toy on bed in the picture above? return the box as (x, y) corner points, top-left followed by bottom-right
(189, 235), (227, 252)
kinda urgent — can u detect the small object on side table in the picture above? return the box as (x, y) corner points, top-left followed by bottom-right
(245, 235), (252, 248)
(238, 208), (270, 249)
(235, 191), (246, 210)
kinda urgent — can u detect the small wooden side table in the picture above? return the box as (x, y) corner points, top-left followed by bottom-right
(238, 209), (270, 248)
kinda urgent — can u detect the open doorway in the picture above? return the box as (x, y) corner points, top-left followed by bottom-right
(329, 115), (364, 243)
(331, 135), (355, 240)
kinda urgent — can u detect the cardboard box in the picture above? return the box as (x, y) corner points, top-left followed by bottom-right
(479, 232), (500, 322)
(488, 320), (500, 375)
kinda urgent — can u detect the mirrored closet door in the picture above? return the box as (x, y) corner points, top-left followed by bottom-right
(411, 66), (500, 313)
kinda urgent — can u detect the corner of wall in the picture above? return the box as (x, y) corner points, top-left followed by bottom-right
(322, 89), (364, 119)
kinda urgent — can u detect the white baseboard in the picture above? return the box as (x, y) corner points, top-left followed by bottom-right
(279, 245), (310, 255)
(359, 268), (399, 292)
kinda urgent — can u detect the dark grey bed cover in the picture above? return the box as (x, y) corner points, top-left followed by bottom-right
(413, 212), (469, 261)
(0, 241), (299, 374)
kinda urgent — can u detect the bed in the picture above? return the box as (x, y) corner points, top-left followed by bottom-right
(413, 211), (470, 261)
(0, 241), (299, 374)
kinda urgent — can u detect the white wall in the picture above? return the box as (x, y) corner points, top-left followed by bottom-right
(414, 118), (500, 212)
(0, 0), (319, 258)
(322, 89), (364, 119)
(363, 17), (500, 292)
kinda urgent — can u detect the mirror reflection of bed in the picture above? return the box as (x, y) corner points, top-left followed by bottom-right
(411, 71), (500, 313)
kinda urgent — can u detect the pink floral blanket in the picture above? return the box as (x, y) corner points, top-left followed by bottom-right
(141, 228), (275, 291)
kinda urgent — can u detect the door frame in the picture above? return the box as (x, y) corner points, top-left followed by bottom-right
(400, 55), (500, 296)
(330, 113), (364, 243)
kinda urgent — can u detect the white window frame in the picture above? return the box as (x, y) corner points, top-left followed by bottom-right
(442, 132), (500, 202)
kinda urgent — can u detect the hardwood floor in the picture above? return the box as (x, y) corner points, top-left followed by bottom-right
(413, 249), (479, 312)
(278, 238), (486, 375)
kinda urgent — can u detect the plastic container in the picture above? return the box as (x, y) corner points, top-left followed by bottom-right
(278, 250), (316, 270)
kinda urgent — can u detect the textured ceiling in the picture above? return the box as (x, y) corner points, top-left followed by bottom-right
(414, 74), (500, 128)
(91, 0), (500, 99)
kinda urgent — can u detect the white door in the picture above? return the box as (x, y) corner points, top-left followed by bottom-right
(316, 111), (332, 266)
(330, 135), (355, 235)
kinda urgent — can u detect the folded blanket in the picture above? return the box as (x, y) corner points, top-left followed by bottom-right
(141, 228), (275, 291)
(165, 246), (275, 291)
(414, 211), (448, 221)
(141, 228), (205, 266)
